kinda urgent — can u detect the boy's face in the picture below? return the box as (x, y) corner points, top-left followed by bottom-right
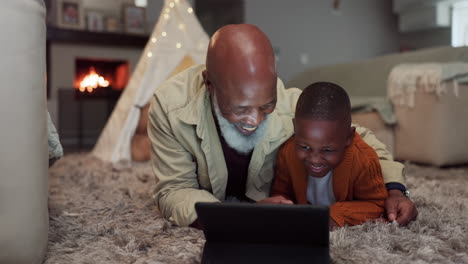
(294, 118), (354, 178)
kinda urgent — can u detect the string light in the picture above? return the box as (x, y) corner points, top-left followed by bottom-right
(164, 13), (170, 19)
(178, 23), (185, 30)
(176, 42), (182, 48)
(175, 0), (179, 3)
(151, 37), (157, 43)
(164, 8), (170, 13)
(188, 7), (193, 14)
(147, 52), (153, 58)
(169, 2), (175, 8)
(134, 0), (147, 7)
(162, 31), (167, 37)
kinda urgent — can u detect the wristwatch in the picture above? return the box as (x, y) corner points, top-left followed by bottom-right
(386, 183), (410, 199)
(402, 190), (410, 199)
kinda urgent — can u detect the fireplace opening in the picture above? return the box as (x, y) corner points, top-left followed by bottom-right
(58, 57), (131, 150)
(75, 58), (129, 99)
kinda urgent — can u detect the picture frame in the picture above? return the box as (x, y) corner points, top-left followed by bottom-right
(86, 10), (105, 32)
(122, 5), (146, 35)
(105, 16), (121, 33)
(53, 0), (85, 30)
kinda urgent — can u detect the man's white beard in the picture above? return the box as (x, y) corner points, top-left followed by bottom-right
(212, 95), (268, 154)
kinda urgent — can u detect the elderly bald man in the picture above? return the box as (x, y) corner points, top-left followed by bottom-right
(148, 24), (417, 227)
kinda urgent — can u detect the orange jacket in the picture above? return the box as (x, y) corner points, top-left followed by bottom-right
(271, 133), (388, 227)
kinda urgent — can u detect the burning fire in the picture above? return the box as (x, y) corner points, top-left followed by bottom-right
(78, 67), (110, 93)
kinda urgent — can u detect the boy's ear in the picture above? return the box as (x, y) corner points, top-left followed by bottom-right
(346, 126), (356, 146)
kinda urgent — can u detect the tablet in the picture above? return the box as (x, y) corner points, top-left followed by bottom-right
(195, 202), (329, 264)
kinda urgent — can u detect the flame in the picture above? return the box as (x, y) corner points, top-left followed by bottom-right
(78, 67), (110, 93)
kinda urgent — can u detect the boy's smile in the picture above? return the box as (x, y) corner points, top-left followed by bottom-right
(294, 118), (354, 178)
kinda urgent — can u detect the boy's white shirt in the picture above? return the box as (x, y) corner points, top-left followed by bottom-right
(306, 170), (336, 206)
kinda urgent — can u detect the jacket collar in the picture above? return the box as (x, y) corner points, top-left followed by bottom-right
(176, 76), (208, 125)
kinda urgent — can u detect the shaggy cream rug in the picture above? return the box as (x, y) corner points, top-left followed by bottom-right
(45, 154), (468, 264)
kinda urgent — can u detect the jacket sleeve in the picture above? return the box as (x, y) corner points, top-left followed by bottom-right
(354, 124), (406, 185)
(329, 157), (388, 227)
(270, 143), (295, 201)
(148, 95), (219, 227)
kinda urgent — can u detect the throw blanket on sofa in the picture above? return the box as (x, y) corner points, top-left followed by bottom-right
(351, 97), (396, 125)
(388, 62), (468, 108)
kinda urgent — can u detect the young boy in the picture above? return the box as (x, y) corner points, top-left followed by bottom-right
(260, 82), (387, 229)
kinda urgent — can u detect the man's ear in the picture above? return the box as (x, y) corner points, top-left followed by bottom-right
(346, 126), (356, 146)
(202, 70), (212, 93)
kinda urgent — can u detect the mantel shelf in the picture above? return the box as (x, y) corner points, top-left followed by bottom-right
(47, 26), (148, 48)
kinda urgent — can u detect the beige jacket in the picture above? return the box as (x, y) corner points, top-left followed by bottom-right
(148, 65), (405, 226)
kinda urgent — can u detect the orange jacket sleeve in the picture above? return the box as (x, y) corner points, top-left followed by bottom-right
(270, 143), (295, 202)
(330, 156), (388, 227)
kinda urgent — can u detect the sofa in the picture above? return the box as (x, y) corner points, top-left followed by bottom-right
(288, 46), (468, 97)
(0, 1), (49, 263)
(288, 46), (468, 166)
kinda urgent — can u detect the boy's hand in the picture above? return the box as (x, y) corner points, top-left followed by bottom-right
(385, 189), (418, 226)
(257, 195), (294, 205)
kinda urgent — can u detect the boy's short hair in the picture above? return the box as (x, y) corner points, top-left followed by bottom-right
(295, 82), (351, 124)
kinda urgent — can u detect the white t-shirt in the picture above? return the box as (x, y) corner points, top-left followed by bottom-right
(306, 170), (336, 206)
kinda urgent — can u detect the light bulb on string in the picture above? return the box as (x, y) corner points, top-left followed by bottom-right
(187, 7), (193, 14)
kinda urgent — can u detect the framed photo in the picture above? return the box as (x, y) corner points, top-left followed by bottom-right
(122, 5), (146, 35)
(54, 0), (85, 30)
(86, 11), (105, 32)
(105, 16), (121, 33)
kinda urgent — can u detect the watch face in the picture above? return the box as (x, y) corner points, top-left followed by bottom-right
(403, 190), (410, 198)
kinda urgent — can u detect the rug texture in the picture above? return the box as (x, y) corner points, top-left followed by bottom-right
(45, 154), (468, 264)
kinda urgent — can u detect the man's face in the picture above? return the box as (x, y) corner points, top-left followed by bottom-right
(294, 118), (353, 178)
(204, 70), (277, 136)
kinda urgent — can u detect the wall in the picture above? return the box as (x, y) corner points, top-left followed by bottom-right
(245, 0), (400, 83)
(146, 0), (194, 31)
(145, 0), (163, 33)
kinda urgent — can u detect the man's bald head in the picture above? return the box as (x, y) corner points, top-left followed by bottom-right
(206, 24), (276, 85)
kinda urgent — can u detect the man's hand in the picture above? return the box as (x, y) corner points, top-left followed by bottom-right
(329, 217), (339, 231)
(189, 218), (203, 230)
(257, 195), (294, 205)
(385, 189), (418, 226)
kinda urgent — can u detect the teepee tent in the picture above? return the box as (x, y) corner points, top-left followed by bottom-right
(92, 0), (209, 164)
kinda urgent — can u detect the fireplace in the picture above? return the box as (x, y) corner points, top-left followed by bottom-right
(58, 57), (130, 150)
(75, 58), (129, 99)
